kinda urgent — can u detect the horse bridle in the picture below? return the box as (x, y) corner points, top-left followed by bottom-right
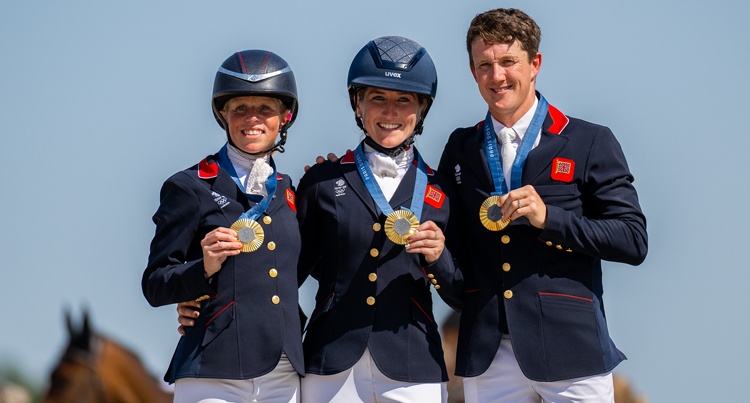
(57, 336), (108, 402)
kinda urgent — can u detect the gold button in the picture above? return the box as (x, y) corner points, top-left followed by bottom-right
(267, 241), (276, 251)
(372, 223), (382, 232)
(366, 296), (376, 305)
(430, 279), (438, 285)
(370, 248), (379, 257)
(427, 273), (435, 279)
(556, 245), (563, 250)
(501, 235), (510, 244)
(269, 268), (278, 278)
(504, 290), (513, 299)
(566, 248), (573, 252)
(502, 263), (511, 272)
(545, 241), (553, 246)
(434, 285), (441, 290)
(272, 295), (280, 304)
(368, 273), (377, 282)
(263, 216), (272, 225)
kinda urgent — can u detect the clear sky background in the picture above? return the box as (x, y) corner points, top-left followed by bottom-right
(1, 0), (748, 401)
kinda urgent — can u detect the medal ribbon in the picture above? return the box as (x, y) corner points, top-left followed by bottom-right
(217, 144), (277, 221)
(483, 95), (549, 194)
(354, 143), (428, 220)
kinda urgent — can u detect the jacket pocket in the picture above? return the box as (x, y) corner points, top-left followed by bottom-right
(537, 292), (604, 371)
(410, 298), (441, 345)
(202, 300), (234, 347)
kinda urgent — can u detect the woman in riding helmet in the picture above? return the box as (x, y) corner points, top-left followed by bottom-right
(143, 49), (304, 403)
(297, 36), (462, 403)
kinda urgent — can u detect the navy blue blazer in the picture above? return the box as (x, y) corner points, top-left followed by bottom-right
(437, 98), (647, 382)
(142, 151), (305, 382)
(297, 146), (462, 383)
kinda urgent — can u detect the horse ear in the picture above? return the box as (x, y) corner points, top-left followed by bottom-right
(64, 306), (74, 337)
(82, 307), (91, 338)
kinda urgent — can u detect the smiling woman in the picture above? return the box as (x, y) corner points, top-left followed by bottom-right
(142, 49), (304, 403)
(295, 36), (462, 403)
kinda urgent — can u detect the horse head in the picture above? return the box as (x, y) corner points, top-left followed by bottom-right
(43, 309), (172, 403)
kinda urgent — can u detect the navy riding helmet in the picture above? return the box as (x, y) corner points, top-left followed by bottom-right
(347, 36), (438, 155)
(212, 50), (298, 155)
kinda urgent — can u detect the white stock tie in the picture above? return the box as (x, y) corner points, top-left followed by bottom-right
(499, 127), (517, 189)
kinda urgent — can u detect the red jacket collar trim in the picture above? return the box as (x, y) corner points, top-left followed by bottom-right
(198, 158), (219, 179)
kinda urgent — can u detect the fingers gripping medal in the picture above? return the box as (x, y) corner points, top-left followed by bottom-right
(479, 195), (510, 231)
(230, 219), (265, 252)
(217, 144), (277, 253)
(354, 144), (429, 246)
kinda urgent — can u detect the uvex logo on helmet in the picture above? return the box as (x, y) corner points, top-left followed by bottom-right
(385, 71), (402, 78)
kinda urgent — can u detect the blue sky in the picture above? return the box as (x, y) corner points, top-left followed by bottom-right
(2, 1), (749, 401)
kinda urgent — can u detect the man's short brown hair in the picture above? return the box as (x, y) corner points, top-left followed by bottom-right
(466, 8), (541, 66)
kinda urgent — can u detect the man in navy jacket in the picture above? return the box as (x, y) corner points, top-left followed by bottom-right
(438, 8), (647, 402)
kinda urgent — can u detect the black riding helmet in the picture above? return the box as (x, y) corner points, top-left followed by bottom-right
(212, 50), (298, 156)
(347, 36), (438, 156)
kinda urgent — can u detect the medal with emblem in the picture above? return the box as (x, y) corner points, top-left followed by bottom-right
(230, 218), (265, 252)
(354, 143), (430, 247)
(217, 144), (277, 253)
(384, 210), (420, 245)
(479, 195), (510, 231)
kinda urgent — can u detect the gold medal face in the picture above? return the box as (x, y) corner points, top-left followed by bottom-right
(384, 210), (419, 245)
(230, 219), (265, 252)
(479, 195), (509, 231)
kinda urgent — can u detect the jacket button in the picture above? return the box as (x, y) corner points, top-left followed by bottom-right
(368, 273), (377, 282)
(502, 263), (511, 272)
(269, 268), (278, 278)
(427, 273), (435, 279)
(372, 223), (382, 232)
(370, 248), (379, 257)
(545, 241), (553, 246)
(272, 295), (280, 304)
(263, 216), (272, 225)
(501, 235), (510, 244)
(434, 285), (441, 290)
(503, 290), (513, 299)
(366, 296), (376, 306)
(267, 242), (276, 251)
(556, 244), (563, 250)
(430, 279), (438, 285)
(566, 248), (573, 252)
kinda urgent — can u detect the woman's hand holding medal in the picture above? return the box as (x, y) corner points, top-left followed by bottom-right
(498, 185), (547, 229)
(200, 227), (243, 277)
(404, 220), (445, 264)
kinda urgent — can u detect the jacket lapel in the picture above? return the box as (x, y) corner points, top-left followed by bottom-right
(341, 157), (380, 217)
(523, 109), (569, 185)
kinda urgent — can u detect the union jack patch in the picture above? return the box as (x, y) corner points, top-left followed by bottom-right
(424, 185), (445, 209)
(550, 158), (575, 182)
(286, 189), (296, 212)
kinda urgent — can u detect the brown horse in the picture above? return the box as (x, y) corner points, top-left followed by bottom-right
(43, 310), (172, 403)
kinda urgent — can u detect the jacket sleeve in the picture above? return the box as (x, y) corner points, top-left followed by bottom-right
(540, 127), (648, 265)
(142, 175), (215, 306)
(296, 167), (322, 287)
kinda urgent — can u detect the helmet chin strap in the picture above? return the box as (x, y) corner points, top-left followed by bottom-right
(226, 128), (288, 157)
(361, 117), (424, 158)
(364, 131), (417, 157)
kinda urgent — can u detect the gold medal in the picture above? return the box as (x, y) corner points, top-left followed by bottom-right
(230, 218), (265, 252)
(479, 195), (510, 231)
(384, 210), (419, 245)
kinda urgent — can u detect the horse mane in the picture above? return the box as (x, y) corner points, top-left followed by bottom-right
(44, 309), (172, 403)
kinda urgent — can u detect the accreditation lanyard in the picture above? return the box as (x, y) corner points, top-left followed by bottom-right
(354, 143), (428, 220)
(483, 95), (548, 195)
(217, 144), (277, 221)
